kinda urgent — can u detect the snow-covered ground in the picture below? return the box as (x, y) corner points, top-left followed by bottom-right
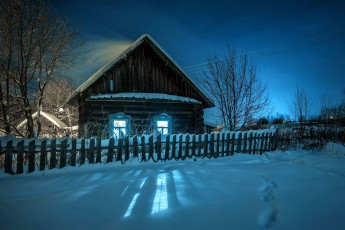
(1, 143), (345, 230)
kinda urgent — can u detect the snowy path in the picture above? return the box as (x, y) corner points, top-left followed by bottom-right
(1, 148), (345, 230)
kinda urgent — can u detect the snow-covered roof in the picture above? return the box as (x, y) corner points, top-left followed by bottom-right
(90, 93), (201, 103)
(17, 111), (68, 129)
(67, 34), (214, 107)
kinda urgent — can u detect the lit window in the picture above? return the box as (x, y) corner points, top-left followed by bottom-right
(109, 112), (131, 139)
(114, 120), (127, 139)
(157, 120), (169, 135)
(154, 113), (172, 135)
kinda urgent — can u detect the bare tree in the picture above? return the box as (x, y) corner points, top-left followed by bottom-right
(320, 94), (333, 121)
(0, 0), (79, 137)
(290, 85), (313, 122)
(200, 45), (270, 130)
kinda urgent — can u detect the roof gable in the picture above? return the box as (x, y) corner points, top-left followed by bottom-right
(67, 34), (214, 107)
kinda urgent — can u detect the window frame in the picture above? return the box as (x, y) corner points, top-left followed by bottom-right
(154, 113), (172, 135)
(109, 112), (131, 139)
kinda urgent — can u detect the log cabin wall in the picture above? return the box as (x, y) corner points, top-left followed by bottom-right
(78, 98), (204, 138)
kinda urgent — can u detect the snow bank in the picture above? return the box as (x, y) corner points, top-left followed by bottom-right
(322, 142), (345, 157)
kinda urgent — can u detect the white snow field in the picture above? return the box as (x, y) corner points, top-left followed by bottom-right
(1, 143), (345, 230)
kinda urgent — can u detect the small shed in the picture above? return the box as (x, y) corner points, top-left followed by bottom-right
(67, 34), (214, 138)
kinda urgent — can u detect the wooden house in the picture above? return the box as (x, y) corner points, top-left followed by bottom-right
(67, 34), (214, 138)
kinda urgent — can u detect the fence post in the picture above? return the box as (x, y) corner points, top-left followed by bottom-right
(60, 140), (67, 168)
(80, 139), (85, 165)
(71, 139), (76, 166)
(17, 141), (24, 174)
(148, 135), (153, 161)
(253, 133), (257, 154)
(198, 134), (202, 157)
(89, 138), (95, 163)
(165, 135), (170, 160)
(192, 135), (196, 157)
(226, 133), (230, 156)
(40, 140), (47, 171)
(263, 133), (268, 152)
(124, 136), (129, 163)
(209, 133), (214, 158)
(156, 134), (161, 162)
(172, 135), (176, 160)
(203, 134), (208, 158)
(215, 133), (220, 158)
(28, 140), (35, 173)
(117, 138), (123, 162)
(237, 133), (242, 153)
(133, 136), (138, 158)
(243, 132), (247, 154)
(50, 139), (57, 169)
(141, 136), (146, 162)
(259, 133), (264, 155)
(178, 135), (183, 160)
(96, 137), (102, 163)
(107, 137), (114, 162)
(231, 133), (235, 155)
(248, 133), (253, 154)
(5, 141), (14, 174)
(221, 133), (225, 157)
(186, 135), (190, 159)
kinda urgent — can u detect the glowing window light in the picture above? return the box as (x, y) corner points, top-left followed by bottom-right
(151, 173), (168, 214)
(157, 120), (169, 135)
(114, 120), (127, 139)
(123, 193), (140, 218)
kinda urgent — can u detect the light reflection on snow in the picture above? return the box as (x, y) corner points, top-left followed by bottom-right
(151, 173), (168, 215)
(121, 185), (129, 197)
(123, 193), (140, 218)
(140, 177), (148, 189)
(172, 170), (184, 203)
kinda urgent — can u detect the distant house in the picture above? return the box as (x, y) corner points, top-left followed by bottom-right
(17, 111), (77, 138)
(67, 34), (214, 138)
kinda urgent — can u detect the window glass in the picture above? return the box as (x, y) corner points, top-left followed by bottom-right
(114, 120), (127, 138)
(157, 120), (169, 135)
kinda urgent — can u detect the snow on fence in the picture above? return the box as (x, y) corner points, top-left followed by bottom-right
(0, 130), (277, 175)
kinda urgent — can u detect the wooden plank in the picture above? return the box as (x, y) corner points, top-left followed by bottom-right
(5, 141), (14, 174)
(191, 135), (196, 157)
(248, 133), (253, 154)
(71, 139), (77, 166)
(259, 133), (264, 155)
(124, 136), (130, 163)
(96, 137), (102, 163)
(253, 133), (257, 154)
(133, 136), (138, 158)
(116, 138), (123, 162)
(148, 135), (153, 161)
(60, 140), (67, 168)
(203, 134), (208, 158)
(89, 138), (95, 164)
(171, 135), (176, 160)
(179, 135), (183, 160)
(237, 133), (242, 153)
(50, 139), (57, 169)
(40, 140), (46, 171)
(186, 135), (190, 159)
(198, 134), (202, 157)
(209, 133), (214, 158)
(231, 133), (235, 155)
(216, 133), (220, 158)
(165, 135), (170, 160)
(226, 133), (230, 156)
(28, 140), (35, 173)
(80, 139), (85, 165)
(243, 132), (247, 154)
(156, 134), (161, 162)
(17, 141), (24, 174)
(264, 133), (269, 152)
(221, 133), (225, 157)
(107, 137), (114, 162)
(141, 136), (146, 162)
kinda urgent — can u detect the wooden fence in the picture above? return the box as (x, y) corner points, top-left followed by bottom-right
(0, 130), (277, 175)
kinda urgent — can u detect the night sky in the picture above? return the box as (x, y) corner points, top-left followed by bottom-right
(52, 0), (345, 119)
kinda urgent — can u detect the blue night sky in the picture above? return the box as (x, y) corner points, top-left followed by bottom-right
(52, 0), (345, 118)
